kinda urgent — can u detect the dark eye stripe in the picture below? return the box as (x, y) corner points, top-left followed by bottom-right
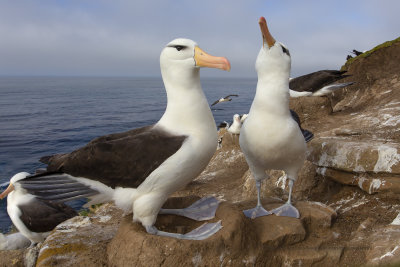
(281, 45), (290, 56)
(168, 45), (187, 51)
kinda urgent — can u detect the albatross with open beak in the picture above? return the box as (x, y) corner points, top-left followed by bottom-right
(21, 38), (231, 240)
(239, 17), (306, 219)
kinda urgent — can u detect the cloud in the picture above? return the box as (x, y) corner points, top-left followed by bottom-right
(0, 0), (399, 77)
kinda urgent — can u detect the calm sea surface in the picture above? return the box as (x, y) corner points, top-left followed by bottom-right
(0, 76), (256, 233)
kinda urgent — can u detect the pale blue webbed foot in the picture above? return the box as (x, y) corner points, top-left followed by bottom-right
(271, 179), (300, 218)
(270, 202), (300, 218)
(145, 220), (222, 240)
(159, 196), (220, 221)
(243, 180), (272, 219)
(243, 205), (272, 219)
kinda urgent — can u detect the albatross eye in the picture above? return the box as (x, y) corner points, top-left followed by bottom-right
(173, 45), (186, 51)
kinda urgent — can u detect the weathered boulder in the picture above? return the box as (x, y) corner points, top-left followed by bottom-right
(27, 196), (336, 267)
(290, 37), (400, 199)
(36, 203), (123, 267)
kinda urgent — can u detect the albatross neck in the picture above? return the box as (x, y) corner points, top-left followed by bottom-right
(251, 73), (291, 116)
(157, 69), (216, 135)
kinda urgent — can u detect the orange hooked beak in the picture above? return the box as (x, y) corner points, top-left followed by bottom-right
(0, 183), (14, 199)
(194, 46), (231, 71)
(259, 16), (276, 48)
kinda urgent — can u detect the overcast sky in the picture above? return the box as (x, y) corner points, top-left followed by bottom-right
(0, 1), (399, 78)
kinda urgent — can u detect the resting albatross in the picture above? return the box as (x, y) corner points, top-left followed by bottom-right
(0, 172), (77, 245)
(239, 17), (306, 219)
(33, 38), (231, 240)
(289, 70), (354, 97)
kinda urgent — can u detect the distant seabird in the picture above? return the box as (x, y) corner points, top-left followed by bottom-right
(35, 39), (230, 240)
(211, 94), (238, 106)
(239, 17), (306, 219)
(218, 110), (313, 142)
(227, 114), (242, 135)
(0, 172), (77, 245)
(217, 114), (243, 134)
(351, 49), (363, 56)
(289, 70), (354, 97)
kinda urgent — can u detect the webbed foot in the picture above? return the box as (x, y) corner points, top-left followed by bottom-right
(159, 196), (220, 221)
(145, 221), (222, 240)
(271, 203), (300, 218)
(243, 205), (272, 219)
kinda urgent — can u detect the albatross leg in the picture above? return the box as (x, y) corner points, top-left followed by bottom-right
(271, 179), (300, 218)
(145, 221), (222, 240)
(159, 196), (220, 221)
(243, 180), (271, 219)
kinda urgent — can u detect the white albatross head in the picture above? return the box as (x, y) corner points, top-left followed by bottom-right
(255, 17), (291, 81)
(160, 38), (230, 86)
(0, 172), (30, 199)
(233, 114), (241, 123)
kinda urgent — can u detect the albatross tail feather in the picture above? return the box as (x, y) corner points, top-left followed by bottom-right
(312, 82), (355, 96)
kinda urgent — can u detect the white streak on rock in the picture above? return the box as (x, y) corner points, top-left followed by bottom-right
(373, 146), (400, 173)
(391, 213), (400, 225)
(378, 245), (399, 261)
(316, 167), (327, 176)
(55, 217), (91, 233)
(369, 179), (383, 194)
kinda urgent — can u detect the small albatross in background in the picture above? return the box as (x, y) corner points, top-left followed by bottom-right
(239, 17), (306, 219)
(3, 38), (231, 240)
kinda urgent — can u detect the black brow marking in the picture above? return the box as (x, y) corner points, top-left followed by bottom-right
(167, 45), (187, 51)
(281, 45), (290, 56)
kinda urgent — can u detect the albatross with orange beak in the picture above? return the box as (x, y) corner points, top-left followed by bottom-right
(11, 38), (230, 240)
(239, 17), (306, 219)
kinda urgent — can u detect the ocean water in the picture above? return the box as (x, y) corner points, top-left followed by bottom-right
(0, 76), (256, 233)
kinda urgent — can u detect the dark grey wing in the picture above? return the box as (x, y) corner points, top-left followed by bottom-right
(43, 125), (187, 189)
(224, 94), (239, 98)
(290, 70), (350, 93)
(18, 198), (77, 233)
(290, 109), (301, 125)
(301, 129), (314, 143)
(19, 172), (98, 203)
(290, 109), (313, 143)
(211, 100), (220, 106)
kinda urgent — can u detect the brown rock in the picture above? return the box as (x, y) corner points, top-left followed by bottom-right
(298, 201), (337, 231)
(107, 200), (259, 267)
(0, 250), (25, 267)
(36, 203), (123, 267)
(107, 198), (342, 267)
(308, 138), (400, 175)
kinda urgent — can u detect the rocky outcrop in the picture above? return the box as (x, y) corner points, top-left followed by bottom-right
(1, 37), (400, 266)
(292, 38), (400, 198)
